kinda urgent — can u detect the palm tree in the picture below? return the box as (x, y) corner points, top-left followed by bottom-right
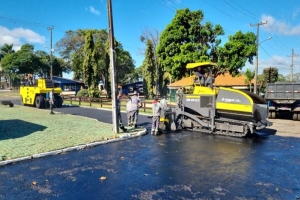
(245, 69), (254, 92)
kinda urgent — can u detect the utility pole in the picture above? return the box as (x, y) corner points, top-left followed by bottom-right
(250, 21), (267, 94)
(47, 26), (54, 80)
(107, 0), (119, 133)
(288, 48), (299, 82)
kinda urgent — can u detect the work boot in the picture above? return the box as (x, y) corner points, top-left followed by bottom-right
(50, 111), (55, 115)
(134, 124), (137, 128)
(120, 127), (127, 132)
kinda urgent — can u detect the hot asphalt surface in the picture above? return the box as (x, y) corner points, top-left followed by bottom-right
(0, 100), (300, 199)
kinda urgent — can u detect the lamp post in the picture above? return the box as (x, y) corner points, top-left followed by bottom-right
(44, 46), (55, 79)
(254, 36), (272, 94)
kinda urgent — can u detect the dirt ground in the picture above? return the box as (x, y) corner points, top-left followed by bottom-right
(267, 118), (300, 137)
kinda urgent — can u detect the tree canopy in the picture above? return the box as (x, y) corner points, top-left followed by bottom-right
(156, 8), (257, 82)
(56, 29), (135, 94)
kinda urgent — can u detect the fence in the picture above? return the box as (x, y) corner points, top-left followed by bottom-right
(61, 95), (154, 112)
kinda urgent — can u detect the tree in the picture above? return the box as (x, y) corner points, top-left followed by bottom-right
(157, 8), (257, 82)
(115, 41), (135, 83)
(244, 69), (254, 92)
(82, 31), (100, 98)
(56, 29), (135, 96)
(142, 40), (156, 99)
(140, 28), (161, 94)
(263, 67), (278, 84)
(0, 44), (15, 60)
(157, 8), (224, 82)
(123, 66), (142, 84)
(278, 74), (287, 82)
(0, 44), (15, 80)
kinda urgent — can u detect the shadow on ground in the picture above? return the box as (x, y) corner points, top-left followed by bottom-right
(0, 119), (46, 140)
(255, 128), (277, 138)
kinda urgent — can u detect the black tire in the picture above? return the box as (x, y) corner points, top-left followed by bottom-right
(293, 113), (298, 121)
(35, 95), (45, 109)
(271, 112), (276, 119)
(55, 96), (63, 108)
(268, 112), (272, 119)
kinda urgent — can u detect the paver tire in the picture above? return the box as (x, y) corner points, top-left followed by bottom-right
(55, 96), (63, 108)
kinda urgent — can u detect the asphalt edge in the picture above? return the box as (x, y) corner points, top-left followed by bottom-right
(0, 127), (148, 167)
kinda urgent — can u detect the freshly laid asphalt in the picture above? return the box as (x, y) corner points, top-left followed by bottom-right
(0, 99), (300, 199)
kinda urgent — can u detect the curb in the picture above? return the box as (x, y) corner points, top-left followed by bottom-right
(0, 127), (148, 167)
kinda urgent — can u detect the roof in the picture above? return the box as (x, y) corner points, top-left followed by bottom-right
(168, 73), (253, 88)
(214, 73), (252, 86)
(52, 76), (84, 84)
(186, 62), (217, 69)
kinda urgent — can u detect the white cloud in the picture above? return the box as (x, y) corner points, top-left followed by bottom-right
(261, 15), (300, 35)
(88, 6), (100, 15)
(245, 55), (292, 76)
(0, 26), (45, 50)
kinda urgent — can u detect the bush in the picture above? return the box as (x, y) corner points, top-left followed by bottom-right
(76, 89), (89, 97)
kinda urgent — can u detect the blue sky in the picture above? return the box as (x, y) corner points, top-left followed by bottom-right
(0, 0), (299, 79)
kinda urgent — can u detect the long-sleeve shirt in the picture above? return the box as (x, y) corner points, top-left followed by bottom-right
(130, 95), (141, 110)
(152, 101), (161, 117)
(195, 69), (205, 78)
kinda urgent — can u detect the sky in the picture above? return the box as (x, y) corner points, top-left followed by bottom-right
(0, 0), (299, 79)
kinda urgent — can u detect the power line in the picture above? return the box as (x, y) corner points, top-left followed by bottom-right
(227, 1), (286, 50)
(222, 0), (258, 21)
(0, 15), (65, 33)
(201, 0), (249, 23)
(260, 45), (288, 66)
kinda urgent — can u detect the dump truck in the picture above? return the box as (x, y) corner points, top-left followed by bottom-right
(265, 82), (300, 120)
(20, 78), (63, 109)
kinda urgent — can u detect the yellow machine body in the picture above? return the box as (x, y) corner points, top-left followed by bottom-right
(20, 79), (63, 109)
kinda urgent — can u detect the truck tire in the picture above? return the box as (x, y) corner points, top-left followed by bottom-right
(271, 112), (276, 119)
(293, 113), (298, 121)
(35, 95), (45, 109)
(268, 112), (272, 119)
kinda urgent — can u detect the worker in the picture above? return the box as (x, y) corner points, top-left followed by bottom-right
(126, 95), (133, 126)
(176, 87), (183, 108)
(195, 66), (205, 85)
(130, 91), (141, 128)
(117, 91), (127, 132)
(49, 88), (55, 114)
(151, 96), (161, 135)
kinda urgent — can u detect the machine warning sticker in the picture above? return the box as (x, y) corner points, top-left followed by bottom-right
(221, 98), (241, 103)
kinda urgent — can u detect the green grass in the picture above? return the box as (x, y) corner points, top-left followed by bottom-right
(0, 91), (20, 97)
(0, 104), (146, 161)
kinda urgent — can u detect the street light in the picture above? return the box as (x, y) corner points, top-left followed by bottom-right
(254, 36), (272, 94)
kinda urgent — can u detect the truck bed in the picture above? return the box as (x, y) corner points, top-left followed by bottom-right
(265, 82), (300, 104)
